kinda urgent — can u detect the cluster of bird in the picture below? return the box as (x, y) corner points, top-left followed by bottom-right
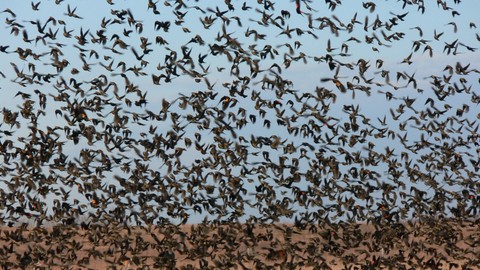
(0, 0), (479, 269)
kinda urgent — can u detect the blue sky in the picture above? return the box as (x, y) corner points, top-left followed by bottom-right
(0, 0), (479, 224)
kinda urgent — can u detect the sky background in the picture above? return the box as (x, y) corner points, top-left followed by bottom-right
(0, 0), (479, 224)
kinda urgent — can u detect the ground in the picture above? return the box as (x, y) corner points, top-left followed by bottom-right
(1, 218), (479, 269)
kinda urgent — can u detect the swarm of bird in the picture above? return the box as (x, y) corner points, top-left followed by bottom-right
(0, 0), (479, 269)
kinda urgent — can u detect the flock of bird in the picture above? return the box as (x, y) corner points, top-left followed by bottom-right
(0, 0), (479, 269)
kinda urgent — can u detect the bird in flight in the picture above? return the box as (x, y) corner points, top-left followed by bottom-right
(295, 0), (302, 14)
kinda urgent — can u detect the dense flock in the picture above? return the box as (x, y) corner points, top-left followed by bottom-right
(0, 0), (479, 269)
